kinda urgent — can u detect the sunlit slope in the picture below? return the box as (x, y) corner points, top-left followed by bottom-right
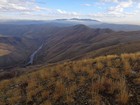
(0, 52), (139, 105)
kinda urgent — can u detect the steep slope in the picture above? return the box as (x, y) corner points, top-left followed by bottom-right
(0, 52), (139, 105)
(78, 41), (140, 60)
(0, 36), (40, 68)
(35, 25), (140, 64)
(0, 25), (62, 68)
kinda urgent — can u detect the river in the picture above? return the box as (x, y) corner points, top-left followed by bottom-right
(27, 44), (43, 65)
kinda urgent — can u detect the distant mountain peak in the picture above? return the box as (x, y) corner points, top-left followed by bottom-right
(73, 24), (89, 30)
(55, 19), (68, 21)
(55, 18), (100, 22)
(70, 18), (100, 22)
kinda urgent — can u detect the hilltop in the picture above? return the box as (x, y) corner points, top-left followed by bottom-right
(0, 52), (139, 105)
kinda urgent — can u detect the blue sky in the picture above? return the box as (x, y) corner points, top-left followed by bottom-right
(36, 0), (114, 13)
(0, 0), (140, 24)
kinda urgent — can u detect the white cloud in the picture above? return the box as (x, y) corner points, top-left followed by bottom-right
(108, 0), (133, 16)
(0, 0), (80, 20)
(101, 0), (118, 2)
(119, 1), (133, 8)
(138, 3), (140, 8)
(81, 4), (92, 7)
(56, 9), (67, 14)
(0, 0), (47, 12)
(101, 0), (140, 3)
(54, 9), (79, 17)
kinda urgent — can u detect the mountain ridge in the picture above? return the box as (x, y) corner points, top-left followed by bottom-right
(1, 19), (140, 31)
(33, 24), (140, 65)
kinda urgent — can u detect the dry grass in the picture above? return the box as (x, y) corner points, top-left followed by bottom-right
(117, 77), (129, 104)
(0, 49), (11, 56)
(0, 52), (139, 105)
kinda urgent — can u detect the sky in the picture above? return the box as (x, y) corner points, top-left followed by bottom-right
(0, 0), (140, 24)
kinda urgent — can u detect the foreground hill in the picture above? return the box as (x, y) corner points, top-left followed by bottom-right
(0, 52), (139, 105)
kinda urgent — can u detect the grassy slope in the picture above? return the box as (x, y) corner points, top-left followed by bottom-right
(73, 41), (140, 60)
(0, 43), (14, 56)
(0, 52), (139, 105)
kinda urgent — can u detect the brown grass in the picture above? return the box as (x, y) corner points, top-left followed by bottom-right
(0, 52), (139, 105)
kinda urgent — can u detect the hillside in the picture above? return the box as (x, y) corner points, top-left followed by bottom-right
(0, 24), (140, 68)
(0, 52), (139, 105)
(0, 36), (40, 68)
(0, 24), (62, 68)
(35, 25), (140, 64)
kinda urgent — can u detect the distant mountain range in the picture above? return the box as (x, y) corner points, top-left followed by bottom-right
(1, 18), (140, 31)
(55, 18), (100, 22)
